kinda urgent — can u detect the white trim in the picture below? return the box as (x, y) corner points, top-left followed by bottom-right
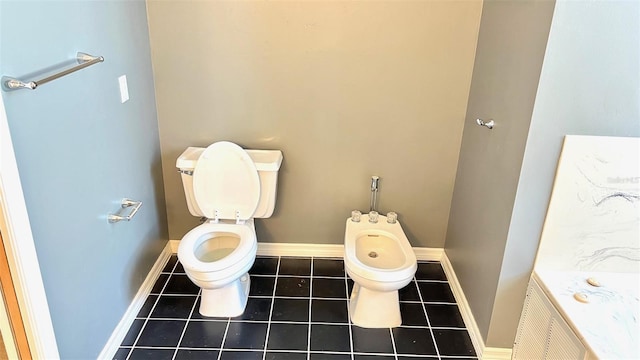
(0, 95), (60, 358)
(169, 239), (180, 253)
(176, 239), (346, 258)
(440, 253), (512, 360)
(440, 254), (483, 353)
(482, 347), (514, 360)
(97, 242), (173, 360)
(257, 242), (344, 257)
(0, 284), (18, 360)
(412, 247), (444, 261)
(171, 240), (444, 261)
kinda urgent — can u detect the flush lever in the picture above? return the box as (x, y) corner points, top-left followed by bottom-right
(476, 118), (494, 129)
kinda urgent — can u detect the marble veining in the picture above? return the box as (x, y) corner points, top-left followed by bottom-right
(576, 246), (640, 270)
(536, 136), (640, 272)
(530, 136), (640, 359)
(535, 270), (640, 359)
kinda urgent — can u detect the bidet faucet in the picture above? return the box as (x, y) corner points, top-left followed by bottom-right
(370, 176), (379, 212)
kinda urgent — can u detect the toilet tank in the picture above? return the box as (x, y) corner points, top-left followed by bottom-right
(176, 146), (283, 218)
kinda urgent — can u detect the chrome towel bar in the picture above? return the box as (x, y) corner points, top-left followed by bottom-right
(2, 52), (104, 92)
(108, 199), (142, 223)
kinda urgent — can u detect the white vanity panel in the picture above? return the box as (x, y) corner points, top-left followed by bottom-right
(514, 278), (587, 360)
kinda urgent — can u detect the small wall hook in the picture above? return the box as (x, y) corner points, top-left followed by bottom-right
(476, 118), (494, 129)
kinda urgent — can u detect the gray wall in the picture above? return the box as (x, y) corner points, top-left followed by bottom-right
(147, 1), (482, 247)
(488, 0), (640, 347)
(0, 1), (167, 358)
(445, 0), (555, 347)
(447, 0), (640, 349)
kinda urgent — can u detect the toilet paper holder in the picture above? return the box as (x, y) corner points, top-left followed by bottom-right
(108, 198), (143, 223)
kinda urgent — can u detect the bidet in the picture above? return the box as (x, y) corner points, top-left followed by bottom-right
(344, 177), (417, 328)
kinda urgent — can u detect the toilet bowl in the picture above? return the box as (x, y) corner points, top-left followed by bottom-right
(178, 220), (258, 317)
(344, 212), (417, 328)
(176, 141), (282, 317)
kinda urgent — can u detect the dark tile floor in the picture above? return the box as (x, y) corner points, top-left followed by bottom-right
(115, 256), (476, 360)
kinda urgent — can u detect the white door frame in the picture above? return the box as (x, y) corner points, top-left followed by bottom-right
(0, 95), (60, 358)
(0, 286), (18, 359)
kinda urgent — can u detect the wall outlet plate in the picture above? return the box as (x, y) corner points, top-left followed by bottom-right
(118, 75), (129, 103)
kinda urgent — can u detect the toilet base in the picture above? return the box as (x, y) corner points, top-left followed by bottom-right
(199, 273), (251, 317)
(349, 283), (402, 328)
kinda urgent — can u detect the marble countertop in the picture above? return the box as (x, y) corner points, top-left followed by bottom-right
(534, 270), (640, 359)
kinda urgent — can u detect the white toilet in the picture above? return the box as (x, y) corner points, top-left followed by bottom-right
(176, 141), (282, 317)
(344, 212), (417, 328)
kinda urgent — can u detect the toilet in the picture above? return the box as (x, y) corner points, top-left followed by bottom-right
(176, 141), (282, 317)
(344, 212), (417, 328)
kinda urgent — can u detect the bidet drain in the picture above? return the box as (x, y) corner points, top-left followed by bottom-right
(368, 251), (378, 258)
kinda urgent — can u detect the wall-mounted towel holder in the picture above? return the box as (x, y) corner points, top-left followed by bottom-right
(2, 52), (104, 92)
(108, 199), (142, 223)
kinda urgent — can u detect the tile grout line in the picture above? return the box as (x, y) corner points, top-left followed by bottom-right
(171, 286), (201, 360)
(126, 318), (371, 326)
(125, 257), (178, 360)
(389, 327), (399, 360)
(344, 268), (355, 360)
(306, 257), (314, 360)
(245, 293), (457, 305)
(414, 276), (442, 360)
(142, 294), (454, 303)
(261, 256), (281, 360)
(215, 312), (231, 360)
(250, 295), (358, 301)
(415, 279), (450, 283)
(251, 274), (343, 279)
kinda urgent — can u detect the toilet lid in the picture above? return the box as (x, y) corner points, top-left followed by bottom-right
(193, 141), (260, 221)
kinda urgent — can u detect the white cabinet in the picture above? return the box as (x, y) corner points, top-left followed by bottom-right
(513, 279), (587, 360)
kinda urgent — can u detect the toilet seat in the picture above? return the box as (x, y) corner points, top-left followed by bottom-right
(178, 222), (257, 274)
(193, 141), (261, 222)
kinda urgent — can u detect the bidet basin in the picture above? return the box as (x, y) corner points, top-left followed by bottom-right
(356, 231), (406, 269)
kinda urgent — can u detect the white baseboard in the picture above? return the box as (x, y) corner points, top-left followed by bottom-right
(440, 253), (512, 360)
(172, 239), (443, 261)
(257, 242), (345, 257)
(98, 242), (173, 360)
(169, 239), (179, 253)
(482, 347), (514, 360)
(413, 247), (444, 261)
(175, 240), (339, 257)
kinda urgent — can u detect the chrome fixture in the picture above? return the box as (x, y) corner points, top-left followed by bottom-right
(108, 198), (142, 223)
(370, 176), (380, 212)
(351, 210), (362, 222)
(476, 118), (494, 129)
(2, 52), (104, 91)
